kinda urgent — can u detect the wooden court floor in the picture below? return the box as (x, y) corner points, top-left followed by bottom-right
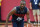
(0, 23), (40, 27)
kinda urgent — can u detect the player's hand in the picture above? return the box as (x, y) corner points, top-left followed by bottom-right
(39, 3), (40, 6)
(30, 7), (32, 9)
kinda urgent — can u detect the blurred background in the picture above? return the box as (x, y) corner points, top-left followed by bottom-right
(0, 0), (35, 22)
(0, 0), (40, 27)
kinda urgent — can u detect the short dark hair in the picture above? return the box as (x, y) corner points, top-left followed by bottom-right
(20, 1), (26, 4)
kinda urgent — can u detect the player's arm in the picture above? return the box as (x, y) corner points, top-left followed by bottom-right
(30, 2), (32, 9)
(5, 7), (16, 27)
(30, 0), (32, 9)
(39, 1), (40, 6)
(26, 8), (30, 23)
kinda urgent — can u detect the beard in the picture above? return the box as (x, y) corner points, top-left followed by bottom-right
(20, 6), (25, 9)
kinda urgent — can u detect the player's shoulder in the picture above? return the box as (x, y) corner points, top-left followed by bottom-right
(11, 6), (20, 12)
(25, 7), (28, 10)
(12, 6), (19, 10)
(25, 7), (29, 11)
(16, 6), (20, 10)
(12, 7), (16, 10)
(16, 6), (20, 8)
(25, 7), (27, 9)
(13, 6), (19, 9)
(16, 6), (20, 7)
(13, 7), (16, 9)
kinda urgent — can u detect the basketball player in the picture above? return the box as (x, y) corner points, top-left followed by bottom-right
(5, 1), (30, 27)
(30, 0), (40, 23)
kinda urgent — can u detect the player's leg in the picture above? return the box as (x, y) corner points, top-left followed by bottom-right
(18, 20), (24, 27)
(33, 10), (37, 22)
(12, 21), (17, 27)
(39, 10), (40, 21)
(37, 9), (40, 27)
(33, 10), (37, 27)
(37, 9), (39, 22)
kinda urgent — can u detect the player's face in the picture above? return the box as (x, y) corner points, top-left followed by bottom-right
(20, 3), (26, 9)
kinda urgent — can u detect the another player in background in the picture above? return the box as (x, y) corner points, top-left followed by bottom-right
(30, 0), (40, 23)
(5, 0), (30, 27)
(39, 0), (40, 22)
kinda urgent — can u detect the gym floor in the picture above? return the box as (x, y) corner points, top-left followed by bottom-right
(0, 23), (40, 27)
